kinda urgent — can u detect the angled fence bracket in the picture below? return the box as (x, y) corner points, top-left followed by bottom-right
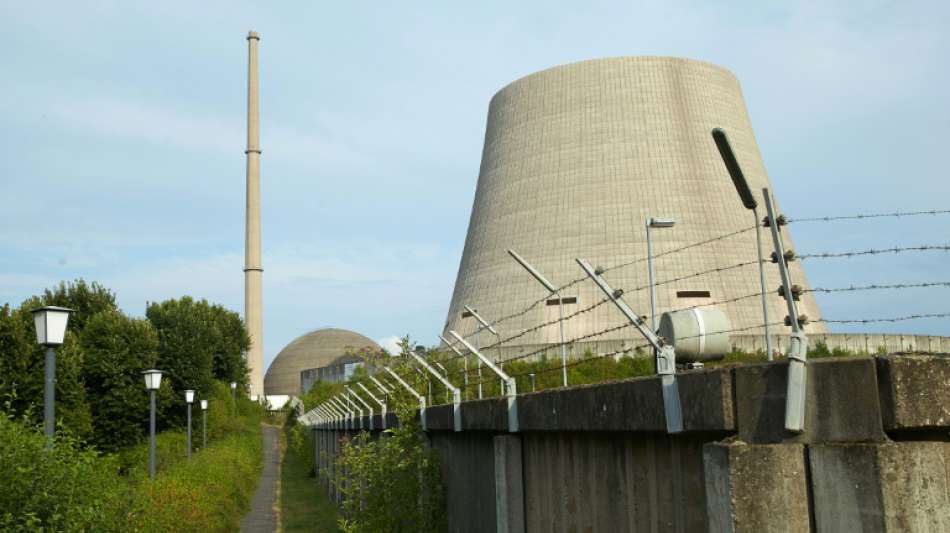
(385, 367), (428, 431)
(440, 334), (470, 400)
(449, 330), (519, 433)
(347, 386), (374, 431)
(357, 382), (387, 429)
(409, 352), (463, 432)
(577, 258), (684, 434)
(763, 188), (809, 433)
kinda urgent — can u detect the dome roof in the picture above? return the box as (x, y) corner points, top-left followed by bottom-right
(263, 328), (380, 395)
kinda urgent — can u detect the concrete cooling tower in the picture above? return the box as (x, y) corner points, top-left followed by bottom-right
(443, 56), (823, 358)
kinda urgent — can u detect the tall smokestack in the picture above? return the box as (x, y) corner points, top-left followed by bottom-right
(244, 31), (264, 398)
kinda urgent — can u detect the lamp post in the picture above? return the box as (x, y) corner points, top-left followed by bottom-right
(712, 128), (773, 360)
(508, 249), (569, 387)
(142, 369), (163, 479)
(31, 306), (73, 446)
(646, 218), (676, 334)
(230, 381), (237, 401)
(184, 389), (195, 459)
(200, 399), (208, 449)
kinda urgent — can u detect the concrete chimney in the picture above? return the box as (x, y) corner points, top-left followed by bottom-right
(244, 31), (264, 398)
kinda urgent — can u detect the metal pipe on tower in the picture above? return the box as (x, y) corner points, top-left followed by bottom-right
(244, 31), (264, 398)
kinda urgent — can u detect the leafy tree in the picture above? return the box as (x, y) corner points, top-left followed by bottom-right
(206, 303), (250, 386)
(40, 279), (118, 331)
(0, 300), (91, 439)
(80, 310), (174, 451)
(146, 297), (250, 426)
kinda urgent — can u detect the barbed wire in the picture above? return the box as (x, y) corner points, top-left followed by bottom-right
(805, 281), (950, 294)
(786, 209), (950, 224)
(814, 312), (950, 325)
(445, 225), (761, 349)
(601, 225), (757, 274)
(446, 321), (637, 381)
(798, 245), (950, 260)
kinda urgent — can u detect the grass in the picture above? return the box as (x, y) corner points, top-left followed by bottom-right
(280, 423), (341, 532)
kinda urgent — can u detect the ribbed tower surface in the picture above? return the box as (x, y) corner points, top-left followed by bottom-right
(444, 57), (823, 355)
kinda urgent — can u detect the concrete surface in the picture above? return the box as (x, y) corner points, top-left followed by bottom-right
(704, 441), (810, 533)
(240, 425), (280, 533)
(734, 357), (886, 443)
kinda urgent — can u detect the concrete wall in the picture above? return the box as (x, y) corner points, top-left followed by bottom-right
(311, 355), (950, 532)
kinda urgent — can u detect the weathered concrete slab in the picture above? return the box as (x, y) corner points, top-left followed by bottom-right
(524, 432), (707, 532)
(876, 355), (950, 432)
(703, 441), (810, 533)
(734, 357), (886, 443)
(429, 432), (497, 533)
(810, 442), (950, 532)
(517, 369), (734, 433)
(493, 435), (525, 533)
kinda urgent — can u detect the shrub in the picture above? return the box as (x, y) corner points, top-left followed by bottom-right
(335, 418), (445, 533)
(125, 428), (262, 532)
(0, 413), (126, 531)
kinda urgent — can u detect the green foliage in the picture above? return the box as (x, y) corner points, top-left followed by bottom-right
(40, 279), (118, 331)
(0, 302), (92, 439)
(146, 297), (250, 427)
(0, 413), (126, 532)
(125, 429), (262, 532)
(282, 422), (341, 532)
(80, 310), (171, 451)
(335, 421), (445, 533)
(299, 380), (345, 412)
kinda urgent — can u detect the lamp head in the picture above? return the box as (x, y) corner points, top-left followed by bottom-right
(31, 306), (74, 346)
(142, 369), (163, 391)
(184, 389), (195, 404)
(200, 399), (208, 410)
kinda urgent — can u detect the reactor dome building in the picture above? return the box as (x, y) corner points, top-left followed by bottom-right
(443, 57), (823, 356)
(263, 328), (380, 396)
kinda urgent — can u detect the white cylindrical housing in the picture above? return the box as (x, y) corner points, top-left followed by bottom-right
(184, 389), (195, 404)
(200, 399), (208, 410)
(657, 307), (732, 362)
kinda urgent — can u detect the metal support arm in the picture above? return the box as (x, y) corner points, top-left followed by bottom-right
(357, 382), (388, 429)
(576, 258), (683, 434)
(347, 386), (374, 431)
(449, 331), (519, 433)
(763, 188), (808, 433)
(384, 367), (428, 431)
(409, 352), (462, 432)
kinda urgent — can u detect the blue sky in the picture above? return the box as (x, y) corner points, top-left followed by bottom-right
(2, 1), (948, 368)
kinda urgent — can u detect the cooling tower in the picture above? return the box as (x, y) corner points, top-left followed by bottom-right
(444, 57), (823, 357)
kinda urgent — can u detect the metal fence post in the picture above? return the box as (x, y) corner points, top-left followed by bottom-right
(763, 188), (809, 432)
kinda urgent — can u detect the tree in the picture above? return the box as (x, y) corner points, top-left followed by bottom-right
(80, 310), (172, 451)
(40, 280), (118, 331)
(146, 297), (250, 426)
(0, 299), (91, 440)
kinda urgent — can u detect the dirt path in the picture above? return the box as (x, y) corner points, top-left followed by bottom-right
(240, 425), (282, 533)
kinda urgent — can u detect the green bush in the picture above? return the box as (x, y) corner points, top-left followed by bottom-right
(335, 418), (445, 533)
(0, 413), (126, 531)
(125, 428), (262, 532)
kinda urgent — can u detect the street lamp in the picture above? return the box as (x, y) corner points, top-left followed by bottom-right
(646, 218), (676, 335)
(184, 389), (195, 459)
(142, 369), (163, 479)
(712, 128), (772, 360)
(31, 305), (73, 445)
(230, 381), (237, 401)
(508, 249), (570, 387)
(200, 399), (208, 449)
